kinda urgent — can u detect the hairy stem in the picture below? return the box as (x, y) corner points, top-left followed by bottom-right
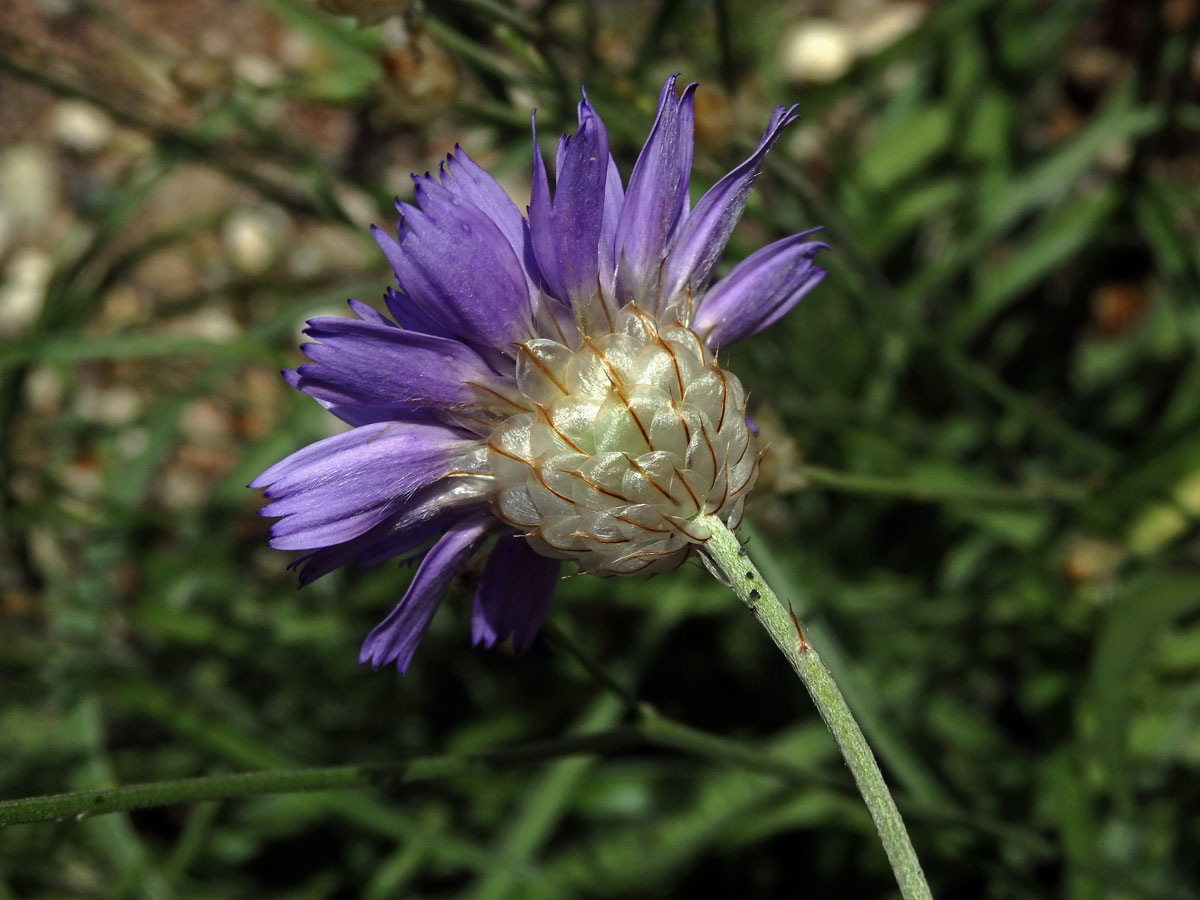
(0, 731), (640, 828)
(698, 513), (934, 900)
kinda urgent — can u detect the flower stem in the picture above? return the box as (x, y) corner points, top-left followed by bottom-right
(0, 731), (640, 828)
(698, 513), (933, 900)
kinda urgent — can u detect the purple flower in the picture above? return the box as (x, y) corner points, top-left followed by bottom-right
(251, 77), (827, 672)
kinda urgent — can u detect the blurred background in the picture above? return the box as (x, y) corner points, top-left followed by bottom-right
(2, 0), (1199, 896)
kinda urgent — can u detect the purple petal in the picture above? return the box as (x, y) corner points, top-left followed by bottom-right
(250, 420), (477, 550)
(666, 105), (799, 302)
(359, 513), (494, 672)
(441, 148), (544, 290)
(371, 176), (532, 350)
(615, 75), (697, 309)
(529, 97), (611, 308)
(471, 536), (561, 651)
(597, 153), (624, 300)
(286, 375), (415, 427)
(347, 298), (392, 326)
(692, 233), (827, 349)
(290, 316), (495, 410)
(381, 287), (454, 338)
(290, 479), (491, 586)
(529, 114), (554, 274)
(440, 149), (527, 263)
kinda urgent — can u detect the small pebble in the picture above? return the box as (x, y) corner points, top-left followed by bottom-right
(222, 206), (291, 276)
(159, 467), (210, 512)
(59, 461), (103, 501)
(23, 365), (65, 414)
(116, 428), (150, 459)
(0, 145), (60, 237)
(180, 399), (232, 445)
(0, 249), (52, 335)
(51, 100), (115, 154)
(852, 3), (925, 56)
(333, 185), (377, 229)
(233, 54), (283, 89)
(76, 383), (142, 427)
(781, 20), (854, 83)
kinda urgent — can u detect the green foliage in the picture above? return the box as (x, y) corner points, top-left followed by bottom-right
(2, 0), (1199, 897)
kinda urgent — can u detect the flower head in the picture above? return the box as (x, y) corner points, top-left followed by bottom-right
(251, 77), (827, 672)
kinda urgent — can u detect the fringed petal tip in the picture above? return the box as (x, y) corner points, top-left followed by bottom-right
(371, 185), (534, 351)
(665, 102), (804, 301)
(529, 85), (611, 309)
(248, 420), (478, 552)
(614, 75), (698, 308)
(692, 233), (829, 348)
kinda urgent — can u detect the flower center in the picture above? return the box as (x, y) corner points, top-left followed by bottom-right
(482, 306), (758, 576)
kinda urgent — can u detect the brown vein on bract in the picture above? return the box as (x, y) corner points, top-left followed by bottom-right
(612, 514), (670, 535)
(675, 323), (706, 362)
(517, 343), (568, 395)
(530, 465), (574, 505)
(707, 470), (729, 513)
(626, 303), (659, 337)
(659, 515), (705, 542)
(730, 430), (751, 469)
(569, 531), (630, 544)
(580, 335), (624, 388)
(655, 333), (686, 399)
(671, 464), (701, 511)
(651, 258), (669, 317)
(672, 399), (693, 443)
(595, 274), (615, 333)
(535, 404), (586, 454)
(728, 457), (759, 499)
(468, 380), (531, 413)
(610, 555), (659, 575)
(623, 453), (678, 506)
(700, 425), (719, 486)
(619, 544), (682, 564)
(616, 389), (653, 449)
(486, 441), (535, 467)
(537, 533), (587, 553)
(566, 469), (632, 503)
(713, 367), (729, 432)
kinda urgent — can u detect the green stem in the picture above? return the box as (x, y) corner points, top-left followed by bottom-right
(698, 513), (934, 900)
(0, 731), (639, 828)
